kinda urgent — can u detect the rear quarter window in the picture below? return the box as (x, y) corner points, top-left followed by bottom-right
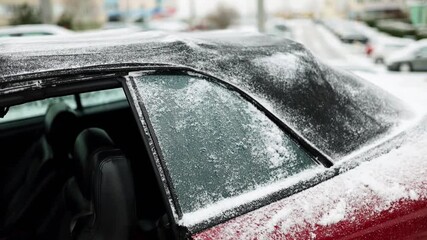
(131, 74), (318, 217)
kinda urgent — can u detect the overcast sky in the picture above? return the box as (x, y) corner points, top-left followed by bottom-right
(175, 0), (323, 18)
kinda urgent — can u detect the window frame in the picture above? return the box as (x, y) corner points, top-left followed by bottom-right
(124, 68), (336, 234)
(0, 94), (79, 124)
(0, 88), (129, 125)
(0, 74), (126, 154)
(121, 77), (184, 239)
(0, 73), (121, 108)
(0, 73), (127, 124)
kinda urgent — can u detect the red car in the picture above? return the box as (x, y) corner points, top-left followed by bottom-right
(0, 32), (426, 240)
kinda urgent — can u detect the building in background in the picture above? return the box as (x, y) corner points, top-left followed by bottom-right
(0, 0), (38, 25)
(407, 0), (427, 27)
(342, 0), (365, 19)
(313, 0), (351, 19)
(0, 0), (178, 27)
(61, 0), (105, 29)
(1, 0), (424, 30)
(359, 0), (407, 23)
(322, 0), (408, 21)
(0, 0), (105, 28)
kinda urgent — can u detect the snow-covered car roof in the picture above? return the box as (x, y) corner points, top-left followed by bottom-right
(0, 31), (411, 160)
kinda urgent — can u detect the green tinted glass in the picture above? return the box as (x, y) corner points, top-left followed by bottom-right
(0, 96), (76, 123)
(80, 88), (126, 107)
(134, 75), (317, 214)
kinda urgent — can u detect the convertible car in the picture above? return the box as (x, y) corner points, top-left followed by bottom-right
(0, 32), (426, 240)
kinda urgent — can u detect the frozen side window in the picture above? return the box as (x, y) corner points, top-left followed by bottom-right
(0, 96), (76, 123)
(133, 75), (317, 214)
(80, 88), (126, 107)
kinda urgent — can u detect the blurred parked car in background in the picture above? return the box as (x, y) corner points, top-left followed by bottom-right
(0, 24), (72, 37)
(322, 20), (369, 44)
(146, 19), (189, 32)
(376, 20), (418, 39)
(386, 39), (427, 71)
(366, 36), (414, 64)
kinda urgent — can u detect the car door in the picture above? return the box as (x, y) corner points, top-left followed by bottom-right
(412, 47), (427, 71)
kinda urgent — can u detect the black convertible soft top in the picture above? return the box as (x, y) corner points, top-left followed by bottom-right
(0, 31), (411, 159)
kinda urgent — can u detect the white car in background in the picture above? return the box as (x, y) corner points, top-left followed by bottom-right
(386, 39), (427, 72)
(367, 36), (414, 64)
(0, 24), (73, 37)
(146, 19), (189, 32)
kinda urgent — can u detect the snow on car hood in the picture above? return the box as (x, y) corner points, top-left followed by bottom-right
(0, 31), (412, 159)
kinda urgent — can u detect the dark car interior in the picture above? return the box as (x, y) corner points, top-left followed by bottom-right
(0, 87), (171, 240)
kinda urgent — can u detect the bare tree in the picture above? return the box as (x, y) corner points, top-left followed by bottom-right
(205, 4), (239, 29)
(9, 3), (42, 25)
(40, 0), (53, 24)
(61, 0), (105, 30)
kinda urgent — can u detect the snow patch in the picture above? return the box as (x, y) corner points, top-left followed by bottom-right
(193, 121), (427, 238)
(253, 52), (301, 81)
(178, 166), (323, 227)
(319, 199), (346, 226)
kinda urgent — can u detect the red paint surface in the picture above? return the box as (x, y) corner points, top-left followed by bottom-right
(193, 198), (427, 240)
(190, 127), (427, 239)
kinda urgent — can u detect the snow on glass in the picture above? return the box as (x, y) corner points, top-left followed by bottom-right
(193, 117), (427, 239)
(133, 74), (317, 221)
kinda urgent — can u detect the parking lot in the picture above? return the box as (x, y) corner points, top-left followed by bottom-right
(290, 19), (427, 117)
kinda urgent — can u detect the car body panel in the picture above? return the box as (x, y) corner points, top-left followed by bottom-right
(193, 199), (427, 240)
(192, 117), (427, 239)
